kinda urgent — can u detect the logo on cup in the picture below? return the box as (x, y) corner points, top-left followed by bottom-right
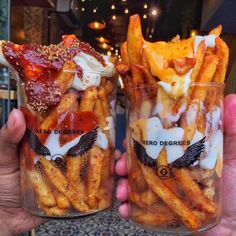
(157, 165), (172, 180)
(51, 154), (67, 170)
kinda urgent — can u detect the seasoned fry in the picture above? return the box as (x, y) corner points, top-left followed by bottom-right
(174, 169), (217, 214)
(120, 41), (130, 65)
(27, 170), (56, 207)
(52, 188), (71, 209)
(133, 205), (176, 227)
(127, 14), (144, 65)
(140, 165), (201, 230)
(56, 61), (77, 94)
(212, 38), (229, 83)
(41, 206), (67, 216)
(87, 147), (103, 209)
(66, 156), (87, 207)
(191, 40), (206, 82)
(98, 87), (111, 117)
(209, 25), (222, 37)
(39, 93), (78, 142)
(79, 87), (97, 112)
(40, 157), (89, 212)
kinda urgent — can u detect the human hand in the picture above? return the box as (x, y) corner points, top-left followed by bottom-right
(0, 109), (44, 236)
(115, 94), (236, 235)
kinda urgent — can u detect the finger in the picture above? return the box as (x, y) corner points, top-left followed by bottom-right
(115, 153), (128, 176)
(0, 109), (26, 174)
(114, 149), (122, 161)
(116, 178), (128, 202)
(118, 203), (130, 218)
(224, 94), (236, 135)
(224, 94), (236, 162)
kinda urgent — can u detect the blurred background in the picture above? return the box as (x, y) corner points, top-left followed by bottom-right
(0, 0), (236, 235)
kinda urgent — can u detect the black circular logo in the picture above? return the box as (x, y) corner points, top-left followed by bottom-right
(157, 165), (172, 180)
(51, 154), (67, 170)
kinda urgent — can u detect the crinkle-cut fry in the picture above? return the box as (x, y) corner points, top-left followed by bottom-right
(27, 170), (56, 207)
(127, 14), (144, 65)
(213, 38), (229, 83)
(40, 157), (89, 212)
(132, 209), (175, 227)
(39, 93), (78, 143)
(191, 40), (206, 82)
(174, 169), (217, 214)
(120, 41), (130, 65)
(66, 156), (87, 207)
(87, 147), (103, 209)
(79, 87), (97, 112)
(41, 206), (67, 217)
(56, 61), (77, 94)
(209, 25), (222, 37)
(52, 188), (71, 209)
(140, 165), (201, 230)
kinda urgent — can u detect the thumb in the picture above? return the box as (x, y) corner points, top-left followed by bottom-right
(0, 109), (26, 174)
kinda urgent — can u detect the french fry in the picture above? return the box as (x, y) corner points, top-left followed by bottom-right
(120, 41), (130, 65)
(191, 40), (206, 82)
(27, 170), (56, 207)
(127, 14), (144, 65)
(52, 188), (71, 209)
(87, 147), (103, 209)
(56, 61), (77, 94)
(66, 156), (87, 208)
(40, 157), (89, 212)
(140, 165), (201, 230)
(140, 190), (158, 206)
(41, 206), (67, 216)
(132, 205), (176, 227)
(98, 87), (111, 117)
(174, 169), (217, 214)
(209, 25), (222, 37)
(79, 87), (97, 112)
(212, 38), (229, 83)
(38, 93), (78, 143)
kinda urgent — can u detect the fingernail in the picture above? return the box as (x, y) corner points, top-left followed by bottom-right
(7, 109), (17, 129)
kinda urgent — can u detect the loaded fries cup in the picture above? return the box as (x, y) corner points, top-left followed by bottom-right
(117, 15), (228, 234)
(0, 35), (117, 217)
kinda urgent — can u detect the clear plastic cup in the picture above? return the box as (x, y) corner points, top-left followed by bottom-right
(126, 82), (224, 234)
(19, 70), (116, 217)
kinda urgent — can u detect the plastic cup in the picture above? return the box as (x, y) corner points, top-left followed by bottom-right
(126, 82), (224, 234)
(19, 70), (116, 217)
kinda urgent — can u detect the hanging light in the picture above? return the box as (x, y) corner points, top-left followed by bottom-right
(93, 8), (97, 13)
(98, 43), (112, 50)
(124, 8), (129, 14)
(88, 20), (106, 30)
(143, 14), (147, 19)
(144, 3), (148, 9)
(107, 51), (112, 56)
(190, 29), (198, 37)
(82, 7), (85, 11)
(112, 15), (117, 20)
(111, 4), (115, 10)
(95, 36), (110, 43)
